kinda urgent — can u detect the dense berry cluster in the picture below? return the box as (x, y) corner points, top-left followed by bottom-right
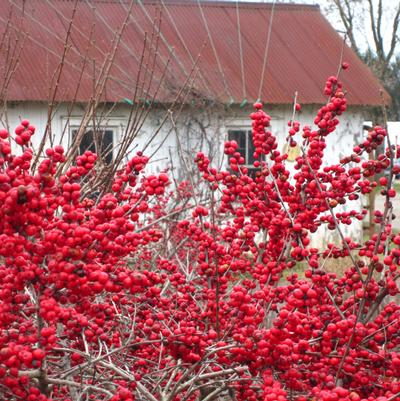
(0, 72), (399, 401)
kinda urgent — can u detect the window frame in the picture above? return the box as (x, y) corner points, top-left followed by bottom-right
(227, 125), (263, 171)
(63, 117), (126, 164)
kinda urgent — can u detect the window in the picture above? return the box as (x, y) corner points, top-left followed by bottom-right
(65, 118), (124, 166)
(228, 129), (257, 167)
(71, 128), (114, 165)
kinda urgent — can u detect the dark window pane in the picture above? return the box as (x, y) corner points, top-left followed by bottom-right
(72, 128), (114, 165)
(247, 130), (256, 165)
(101, 130), (113, 165)
(228, 130), (246, 161)
(84, 130), (96, 154)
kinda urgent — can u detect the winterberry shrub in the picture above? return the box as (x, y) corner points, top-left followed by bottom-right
(0, 73), (399, 401)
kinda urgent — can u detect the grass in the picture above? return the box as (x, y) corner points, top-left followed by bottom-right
(284, 256), (353, 280)
(279, 180), (400, 282)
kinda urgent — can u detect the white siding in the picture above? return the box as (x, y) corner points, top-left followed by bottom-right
(2, 101), (366, 245)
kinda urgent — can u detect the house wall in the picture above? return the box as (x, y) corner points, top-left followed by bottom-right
(2, 101), (367, 246)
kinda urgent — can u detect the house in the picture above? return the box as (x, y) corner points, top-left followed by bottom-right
(0, 0), (389, 241)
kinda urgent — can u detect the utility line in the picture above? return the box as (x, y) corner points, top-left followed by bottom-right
(160, 0), (214, 100)
(196, 0), (233, 103)
(258, 0), (276, 102)
(236, 0), (246, 101)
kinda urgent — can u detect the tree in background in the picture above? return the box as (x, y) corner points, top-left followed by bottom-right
(324, 0), (400, 118)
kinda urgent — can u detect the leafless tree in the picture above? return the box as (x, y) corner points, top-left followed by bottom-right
(324, 0), (400, 118)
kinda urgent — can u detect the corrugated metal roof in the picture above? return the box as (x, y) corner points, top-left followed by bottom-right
(0, 0), (389, 105)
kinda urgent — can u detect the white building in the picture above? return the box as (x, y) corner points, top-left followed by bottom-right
(0, 0), (389, 244)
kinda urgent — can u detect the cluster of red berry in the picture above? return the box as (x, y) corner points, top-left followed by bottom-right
(0, 70), (399, 401)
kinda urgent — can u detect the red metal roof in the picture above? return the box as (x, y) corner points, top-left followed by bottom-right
(0, 0), (389, 105)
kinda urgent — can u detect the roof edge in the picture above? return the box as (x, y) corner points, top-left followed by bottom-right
(145, 0), (320, 10)
(58, 0), (321, 11)
(6, 99), (385, 108)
